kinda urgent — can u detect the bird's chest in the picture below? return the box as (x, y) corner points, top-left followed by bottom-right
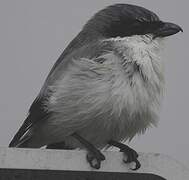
(109, 59), (164, 116)
(109, 36), (164, 112)
(102, 37), (165, 138)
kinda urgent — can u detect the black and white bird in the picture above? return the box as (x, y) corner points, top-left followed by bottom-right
(9, 4), (182, 170)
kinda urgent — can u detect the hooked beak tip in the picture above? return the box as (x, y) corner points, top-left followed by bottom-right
(154, 22), (183, 38)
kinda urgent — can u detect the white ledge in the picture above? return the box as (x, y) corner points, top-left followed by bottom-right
(0, 147), (188, 179)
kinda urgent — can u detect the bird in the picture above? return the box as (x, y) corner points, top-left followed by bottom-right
(9, 3), (182, 170)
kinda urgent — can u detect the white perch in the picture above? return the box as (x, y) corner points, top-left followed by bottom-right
(0, 147), (188, 179)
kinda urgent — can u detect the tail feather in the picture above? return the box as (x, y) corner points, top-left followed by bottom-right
(11, 136), (31, 148)
(9, 116), (33, 148)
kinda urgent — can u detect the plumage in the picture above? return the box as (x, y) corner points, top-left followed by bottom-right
(44, 35), (164, 149)
(9, 4), (182, 152)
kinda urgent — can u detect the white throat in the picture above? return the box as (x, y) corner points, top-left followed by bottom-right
(107, 34), (165, 82)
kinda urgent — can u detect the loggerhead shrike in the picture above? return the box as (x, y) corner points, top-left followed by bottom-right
(9, 4), (182, 170)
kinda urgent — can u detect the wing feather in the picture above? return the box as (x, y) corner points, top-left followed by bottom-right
(9, 39), (114, 147)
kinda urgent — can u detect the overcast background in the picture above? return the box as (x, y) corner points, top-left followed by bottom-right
(0, 0), (188, 167)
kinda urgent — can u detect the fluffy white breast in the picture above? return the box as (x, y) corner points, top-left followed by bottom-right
(104, 34), (165, 108)
(99, 35), (165, 137)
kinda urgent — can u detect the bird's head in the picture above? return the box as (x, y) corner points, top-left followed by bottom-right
(83, 4), (183, 39)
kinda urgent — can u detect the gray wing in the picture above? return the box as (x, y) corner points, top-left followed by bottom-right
(9, 39), (114, 147)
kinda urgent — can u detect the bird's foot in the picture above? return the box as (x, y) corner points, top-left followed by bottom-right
(72, 133), (105, 169)
(120, 145), (141, 170)
(86, 150), (105, 169)
(108, 140), (141, 170)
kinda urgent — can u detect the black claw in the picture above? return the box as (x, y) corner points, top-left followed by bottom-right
(108, 140), (141, 171)
(86, 151), (105, 169)
(122, 148), (138, 161)
(120, 146), (140, 170)
(93, 162), (101, 169)
(72, 133), (105, 169)
(130, 159), (141, 171)
(87, 156), (101, 169)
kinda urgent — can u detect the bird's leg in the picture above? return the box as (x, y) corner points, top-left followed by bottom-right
(108, 140), (141, 170)
(72, 133), (105, 169)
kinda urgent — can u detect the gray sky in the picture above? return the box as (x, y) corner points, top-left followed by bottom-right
(0, 0), (188, 166)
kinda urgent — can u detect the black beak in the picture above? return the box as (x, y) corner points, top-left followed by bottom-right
(153, 22), (183, 39)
